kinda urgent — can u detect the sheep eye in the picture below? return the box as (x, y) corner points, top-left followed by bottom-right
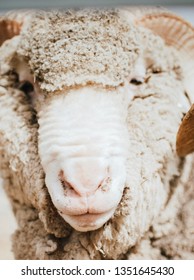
(130, 78), (143, 85)
(19, 81), (34, 95)
(18, 81), (35, 102)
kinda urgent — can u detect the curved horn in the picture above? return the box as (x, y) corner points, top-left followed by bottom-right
(0, 11), (32, 46)
(0, 19), (21, 46)
(176, 104), (194, 157)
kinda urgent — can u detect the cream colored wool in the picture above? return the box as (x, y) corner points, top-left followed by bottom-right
(17, 9), (181, 92)
(0, 8), (194, 259)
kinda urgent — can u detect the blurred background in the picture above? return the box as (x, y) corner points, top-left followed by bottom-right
(0, 1), (194, 260)
(0, 0), (194, 9)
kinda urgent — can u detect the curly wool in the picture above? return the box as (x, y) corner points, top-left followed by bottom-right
(17, 9), (180, 92)
(0, 9), (194, 260)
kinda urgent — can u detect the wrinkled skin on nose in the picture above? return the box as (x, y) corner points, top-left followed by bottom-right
(38, 86), (132, 231)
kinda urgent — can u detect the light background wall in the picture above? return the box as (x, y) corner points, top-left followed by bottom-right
(0, 5), (194, 260)
(0, 0), (194, 9)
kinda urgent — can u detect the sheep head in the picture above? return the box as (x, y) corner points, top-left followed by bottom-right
(1, 10), (147, 232)
(1, 8), (194, 248)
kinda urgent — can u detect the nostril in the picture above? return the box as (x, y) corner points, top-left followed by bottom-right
(58, 170), (65, 184)
(61, 179), (73, 191)
(99, 176), (111, 192)
(58, 165), (111, 196)
(58, 170), (77, 195)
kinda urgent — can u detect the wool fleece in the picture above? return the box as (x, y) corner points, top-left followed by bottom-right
(0, 8), (194, 259)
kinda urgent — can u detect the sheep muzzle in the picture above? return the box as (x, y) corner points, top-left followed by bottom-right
(38, 86), (131, 232)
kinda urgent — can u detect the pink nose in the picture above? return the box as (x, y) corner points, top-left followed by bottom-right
(59, 158), (108, 196)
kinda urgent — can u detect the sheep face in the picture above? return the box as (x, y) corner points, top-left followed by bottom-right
(38, 86), (134, 231)
(1, 8), (194, 259)
(2, 9), (193, 248)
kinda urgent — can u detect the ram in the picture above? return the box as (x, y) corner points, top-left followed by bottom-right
(0, 7), (194, 260)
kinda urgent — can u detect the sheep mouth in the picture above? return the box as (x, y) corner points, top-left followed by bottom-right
(58, 208), (115, 231)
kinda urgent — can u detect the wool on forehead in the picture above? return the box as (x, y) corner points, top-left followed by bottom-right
(16, 9), (178, 93)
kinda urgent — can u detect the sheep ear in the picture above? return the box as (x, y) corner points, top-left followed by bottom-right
(176, 104), (194, 157)
(0, 11), (32, 46)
